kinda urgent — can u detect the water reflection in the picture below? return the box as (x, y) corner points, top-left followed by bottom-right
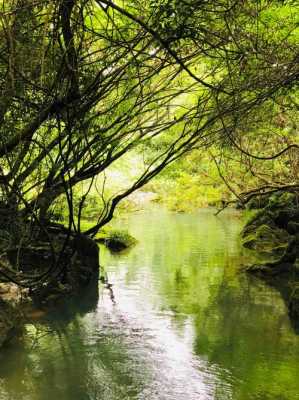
(0, 208), (299, 400)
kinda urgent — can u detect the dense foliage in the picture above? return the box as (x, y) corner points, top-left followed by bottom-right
(0, 0), (298, 287)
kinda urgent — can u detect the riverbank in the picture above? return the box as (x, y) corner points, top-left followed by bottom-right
(0, 227), (101, 347)
(242, 191), (299, 325)
(0, 220), (140, 347)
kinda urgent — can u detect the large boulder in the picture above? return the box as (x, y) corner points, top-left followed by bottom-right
(69, 233), (100, 287)
(31, 233), (100, 306)
(242, 203), (295, 269)
(0, 292), (23, 347)
(243, 192), (299, 269)
(242, 223), (292, 264)
(267, 191), (298, 210)
(242, 191), (299, 326)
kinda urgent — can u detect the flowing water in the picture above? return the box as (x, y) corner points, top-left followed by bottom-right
(0, 208), (299, 400)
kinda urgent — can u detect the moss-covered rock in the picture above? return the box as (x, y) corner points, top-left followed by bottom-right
(247, 194), (272, 210)
(103, 230), (137, 252)
(242, 223), (291, 264)
(243, 192), (299, 268)
(242, 191), (299, 327)
(267, 192), (298, 211)
(242, 209), (276, 236)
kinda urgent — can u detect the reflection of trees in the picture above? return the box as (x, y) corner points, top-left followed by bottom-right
(157, 248), (299, 399)
(0, 281), (145, 400)
(117, 209), (299, 399)
(192, 272), (299, 400)
(4, 209), (297, 399)
(264, 277), (299, 335)
(0, 319), (90, 400)
(0, 283), (97, 400)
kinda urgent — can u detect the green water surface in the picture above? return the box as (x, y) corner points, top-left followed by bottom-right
(0, 208), (298, 400)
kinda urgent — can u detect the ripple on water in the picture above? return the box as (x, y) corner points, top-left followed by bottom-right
(1, 208), (299, 400)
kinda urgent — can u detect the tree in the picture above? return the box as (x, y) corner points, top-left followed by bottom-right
(0, 0), (298, 288)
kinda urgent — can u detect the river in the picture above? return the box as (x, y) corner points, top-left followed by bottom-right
(0, 208), (299, 400)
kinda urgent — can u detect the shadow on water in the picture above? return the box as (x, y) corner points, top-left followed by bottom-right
(0, 208), (299, 400)
(260, 276), (299, 335)
(0, 280), (147, 400)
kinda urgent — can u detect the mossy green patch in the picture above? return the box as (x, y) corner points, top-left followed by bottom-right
(242, 224), (291, 263)
(102, 229), (137, 252)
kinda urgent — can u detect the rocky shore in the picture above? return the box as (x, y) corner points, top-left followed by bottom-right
(0, 230), (100, 348)
(242, 191), (299, 326)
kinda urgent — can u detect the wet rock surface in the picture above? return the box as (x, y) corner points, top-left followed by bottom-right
(29, 232), (100, 306)
(96, 229), (137, 252)
(0, 286), (24, 347)
(0, 228), (100, 347)
(242, 191), (299, 325)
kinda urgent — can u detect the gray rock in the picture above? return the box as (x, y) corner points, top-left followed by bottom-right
(0, 297), (22, 347)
